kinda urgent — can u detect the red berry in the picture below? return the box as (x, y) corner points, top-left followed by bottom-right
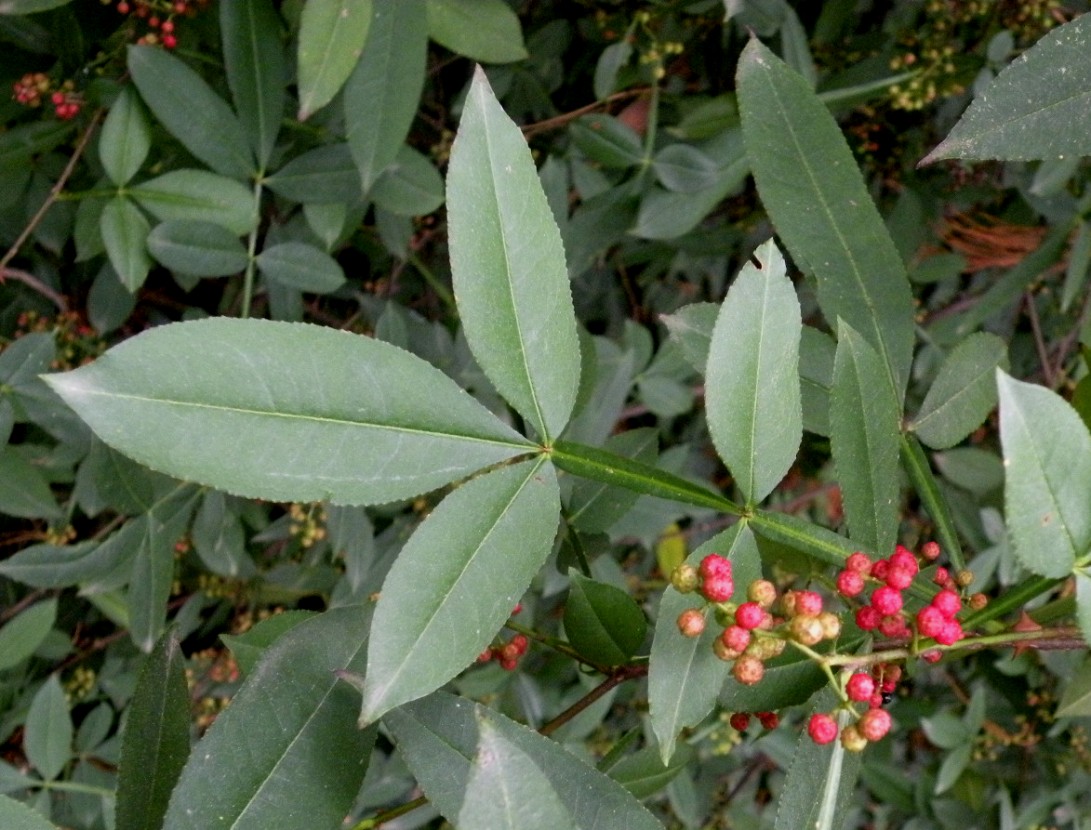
(512, 603), (523, 615)
(500, 641), (521, 661)
(846, 672), (875, 702)
(499, 656), (518, 671)
(795, 590), (823, 617)
(836, 569), (865, 597)
(732, 654), (764, 685)
(808, 713), (838, 745)
(934, 619), (964, 646)
(855, 605), (881, 630)
(846, 552), (871, 573)
(870, 559), (890, 581)
(921, 650), (941, 663)
(729, 712), (751, 731)
(701, 574), (734, 603)
(700, 553), (731, 580)
(721, 624), (751, 653)
(921, 541), (941, 561)
(477, 648), (494, 663)
(859, 707), (892, 741)
(933, 566), (950, 586)
(117, 0), (130, 12)
(735, 602), (765, 630)
(869, 691), (883, 708)
(163, 34), (178, 49)
(889, 545), (918, 573)
(916, 605), (947, 639)
(870, 585), (903, 616)
(932, 589), (961, 618)
(161, 19), (175, 33)
(757, 711), (779, 729)
(677, 608), (706, 638)
(884, 564), (915, 590)
(511, 634), (528, 655)
(878, 614), (909, 639)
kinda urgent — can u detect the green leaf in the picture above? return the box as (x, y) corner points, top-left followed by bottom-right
(900, 434), (966, 573)
(264, 143), (362, 204)
(736, 38), (914, 403)
(99, 196), (152, 292)
(570, 114), (644, 169)
(127, 45), (254, 180)
(458, 714), (578, 830)
(552, 439), (739, 515)
(24, 675), (71, 781)
(649, 524), (761, 763)
(130, 170), (258, 236)
(425, 0), (527, 63)
(191, 491), (254, 578)
(921, 14), (1091, 163)
(774, 694), (861, 830)
(829, 321), (902, 555)
(997, 371), (1091, 577)
(256, 241), (346, 293)
(0, 541), (123, 589)
(1057, 653), (1091, 718)
(384, 692), (663, 830)
(45, 318), (532, 506)
(98, 87), (150, 186)
(749, 493), (865, 568)
(0, 794), (61, 830)
(568, 427), (657, 534)
(221, 0), (286, 168)
(297, 0), (373, 120)
(116, 628), (190, 830)
(163, 606), (376, 830)
(344, 0), (427, 191)
(564, 570), (647, 667)
(604, 743), (694, 799)
(447, 68), (580, 442)
(0, 598), (56, 671)
(221, 610), (317, 678)
(0, 447), (61, 520)
(358, 458), (559, 724)
(719, 649), (826, 713)
(368, 144), (444, 216)
(706, 239), (801, 504)
(652, 144), (719, 192)
(1078, 571), (1091, 653)
(912, 333), (1008, 450)
(146, 220), (249, 277)
(661, 302), (717, 373)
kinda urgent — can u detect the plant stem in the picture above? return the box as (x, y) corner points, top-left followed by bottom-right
(539, 665), (647, 737)
(240, 180), (264, 319)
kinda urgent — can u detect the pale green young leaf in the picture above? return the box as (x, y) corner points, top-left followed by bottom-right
(344, 0), (427, 191)
(255, 242), (346, 293)
(221, 0), (286, 168)
(24, 675), (71, 781)
(99, 196), (151, 292)
(98, 87), (150, 186)
(163, 606), (376, 830)
(385, 692), (663, 830)
(447, 68), (579, 442)
(297, 0), (373, 120)
(127, 45), (254, 180)
(736, 38), (914, 404)
(115, 628), (190, 830)
(922, 14), (1091, 163)
(706, 239), (801, 504)
(0, 598), (56, 671)
(130, 170), (258, 236)
(426, 0), (527, 63)
(458, 716), (578, 830)
(147, 220), (249, 277)
(0, 794), (62, 830)
(829, 321), (902, 555)
(649, 524), (761, 763)
(998, 371), (1091, 577)
(912, 333), (1008, 450)
(358, 458), (559, 725)
(45, 318), (532, 506)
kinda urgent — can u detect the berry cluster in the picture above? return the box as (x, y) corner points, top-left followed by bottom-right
(808, 664), (901, 751)
(729, 710), (779, 732)
(674, 554), (842, 687)
(107, 0), (208, 49)
(478, 634), (529, 671)
(12, 74), (82, 120)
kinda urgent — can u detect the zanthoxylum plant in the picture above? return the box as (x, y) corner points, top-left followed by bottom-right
(41, 19), (1091, 830)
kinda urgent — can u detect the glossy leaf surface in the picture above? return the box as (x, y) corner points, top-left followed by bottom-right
(358, 458), (559, 724)
(297, 0), (373, 120)
(829, 321), (902, 555)
(447, 68), (579, 442)
(649, 524), (761, 763)
(46, 318), (532, 506)
(737, 38), (913, 403)
(385, 692), (663, 830)
(115, 628), (190, 830)
(163, 606), (375, 830)
(922, 14), (1091, 163)
(998, 371), (1091, 577)
(564, 570), (647, 667)
(705, 239), (801, 504)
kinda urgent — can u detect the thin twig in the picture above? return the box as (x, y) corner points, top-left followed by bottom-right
(0, 265), (68, 311)
(539, 665), (647, 736)
(521, 88), (649, 138)
(1024, 289), (1055, 387)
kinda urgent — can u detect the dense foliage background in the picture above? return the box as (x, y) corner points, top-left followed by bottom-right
(2, 1), (1091, 829)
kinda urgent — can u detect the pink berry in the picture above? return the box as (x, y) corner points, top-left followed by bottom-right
(836, 569), (865, 597)
(846, 552), (871, 573)
(700, 554), (731, 580)
(889, 546), (918, 573)
(808, 713), (838, 745)
(878, 614), (909, 638)
(511, 634), (528, 655)
(932, 589), (961, 618)
(921, 541), (941, 561)
(846, 672), (875, 702)
(855, 605), (881, 630)
(916, 605), (947, 639)
(884, 564), (915, 591)
(677, 608), (706, 638)
(732, 654), (764, 685)
(721, 624), (751, 653)
(735, 602), (765, 630)
(701, 574), (734, 603)
(871, 585), (903, 616)
(933, 566), (950, 586)
(795, 590), (823, 617)
(859, 707), (892, 741)
(934, 619), (964, 646)
(870, 559), (890, 581)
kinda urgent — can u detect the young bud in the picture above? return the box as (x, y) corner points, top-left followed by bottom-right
(747, 579), (777, 608)
(671, 564), (700, 593)
(840, 724), (868, 752)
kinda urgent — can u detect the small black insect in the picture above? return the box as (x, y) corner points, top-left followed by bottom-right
(880, 690), (895, 706)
